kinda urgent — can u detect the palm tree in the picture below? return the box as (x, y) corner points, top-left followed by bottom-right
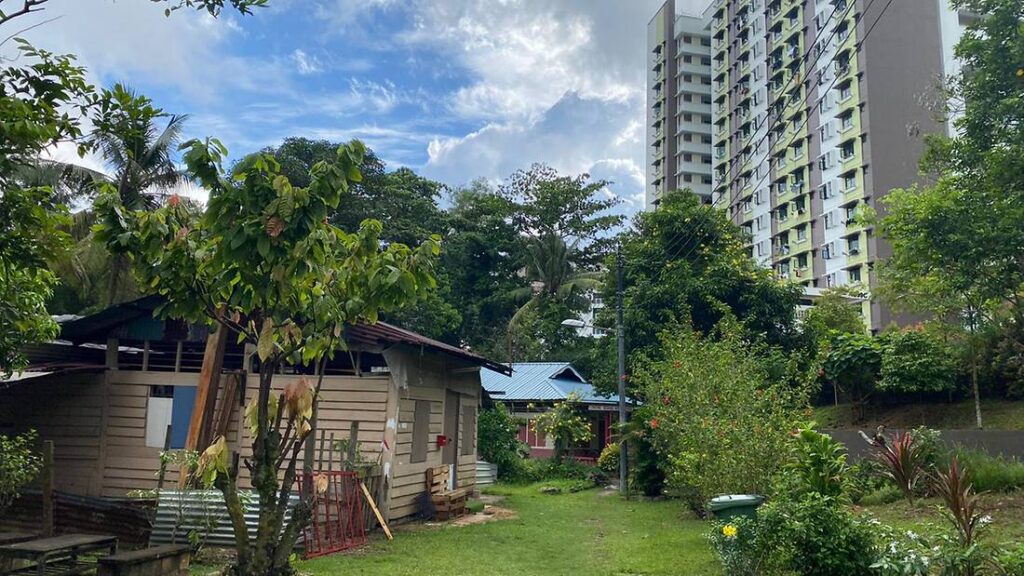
(508, 232), (604, 329)
(46, 84), (188, 309)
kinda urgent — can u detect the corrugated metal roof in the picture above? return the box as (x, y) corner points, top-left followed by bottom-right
(56, 296), (511, 375)
(480, 362), (619, 404)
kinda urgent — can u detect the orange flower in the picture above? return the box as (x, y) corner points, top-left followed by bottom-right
(649, 418), (660, 429)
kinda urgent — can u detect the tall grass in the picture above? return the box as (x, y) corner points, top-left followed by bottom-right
(951, 446), (1024, 493)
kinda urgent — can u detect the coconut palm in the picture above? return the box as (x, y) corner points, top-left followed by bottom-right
(508, 232), (604, 328)
(47, 84), (188, 310)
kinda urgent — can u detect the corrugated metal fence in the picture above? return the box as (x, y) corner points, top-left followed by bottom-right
(475, 461), (497, 487)
(150, 490), (301, 549)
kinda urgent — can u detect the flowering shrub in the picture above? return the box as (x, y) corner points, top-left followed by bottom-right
(597, 442), (619, 476)
(636, 328), (811, 511)
(707, 517), (781, 576)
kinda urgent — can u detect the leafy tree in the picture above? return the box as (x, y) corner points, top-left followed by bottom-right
(878, 327), (957, 396)
(498, 163), (623, 266)
(255, 138), (460, 340)
(820, 332), (882, 419)
(532, 392), (593, 463)
(801, 287), (867, 342)
(507, 233), (603, 357)
(589, 190), (805, 395)
(0, 39), (93, 375)
(441, 180), (522, 355)
(96, 138), (439, 576)
(875, 0), (1024, 428)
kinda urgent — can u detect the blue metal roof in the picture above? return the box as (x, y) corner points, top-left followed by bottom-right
(480, 362), (620, 404)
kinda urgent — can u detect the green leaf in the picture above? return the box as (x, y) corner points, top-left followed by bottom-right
(257, 318), (274, 361)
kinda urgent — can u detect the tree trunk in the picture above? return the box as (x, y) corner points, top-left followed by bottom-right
(217, 361), (307, 576)
(972, 353), (983, 430)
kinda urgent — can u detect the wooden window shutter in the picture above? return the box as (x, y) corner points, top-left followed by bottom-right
(411, 400), (430, 463)
(461, 405), (476, 456)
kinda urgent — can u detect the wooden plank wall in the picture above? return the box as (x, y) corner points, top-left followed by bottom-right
(233, 374), (390, 490)
(101, 371), (237, 497)
(0, 373), (106, 496)
(387, 352), (481, 521)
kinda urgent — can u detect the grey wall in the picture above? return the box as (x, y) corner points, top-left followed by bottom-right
(824, 429), (1024, 461)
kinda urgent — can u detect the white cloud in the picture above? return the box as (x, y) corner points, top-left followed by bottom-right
(11, 0), (288, 102)
(422, 92), (646, 211)
(291, 49), (322, 75)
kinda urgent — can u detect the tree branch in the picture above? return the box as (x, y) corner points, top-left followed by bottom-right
(0, 0), (47, 28)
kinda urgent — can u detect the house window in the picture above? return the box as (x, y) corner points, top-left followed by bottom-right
(462, 405), (476, 456)
(145, 385), (194, 449)
(797, 225), (807, 241)
(411, 399), (431, 463)
(848, 235), (861, 254)
(840, 111), (854, 131)
(839, 81), (853, 101)
(840, 140), (855, 160)
(848, 266), (862, 283)
(842, 171), (857, 190)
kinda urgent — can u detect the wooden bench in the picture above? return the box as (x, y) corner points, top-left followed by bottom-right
(96, 545), (189, 576)
(425, 466), (468, 521)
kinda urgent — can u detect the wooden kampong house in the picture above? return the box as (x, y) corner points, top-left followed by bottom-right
(0, 296), (510, 522)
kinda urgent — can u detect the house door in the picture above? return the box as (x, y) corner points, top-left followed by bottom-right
(443, 391), (461, 487)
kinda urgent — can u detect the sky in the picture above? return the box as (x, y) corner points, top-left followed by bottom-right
(20, 0), (710, 215)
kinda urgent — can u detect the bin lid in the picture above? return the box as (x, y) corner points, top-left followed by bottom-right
(707, 494), (765, 511)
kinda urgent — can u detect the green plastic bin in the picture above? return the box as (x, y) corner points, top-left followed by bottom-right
(707, 494), (765, 521)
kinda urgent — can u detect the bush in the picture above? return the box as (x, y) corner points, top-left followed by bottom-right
(848, 458), (890, 504)
(637, 328), (810, 511)
(707, 516), (786, 576)
(858, 485), (904, 506)
(952, 446), (1024, 493)
(784, 427), (850, 501)
(477, 404), (528, 479)
(532, 393), (593, 463)
(998, 543), (1024, 576)
(758, 493), (877, 576)
(597, 442), (619, 477)
(0, 430), (41, 512)
(628, 423), (666, 497)
(502, 457), (603, 485)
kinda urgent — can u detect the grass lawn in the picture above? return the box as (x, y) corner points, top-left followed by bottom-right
(815, 399), (1024, 430)
(298, 480), (719, 576)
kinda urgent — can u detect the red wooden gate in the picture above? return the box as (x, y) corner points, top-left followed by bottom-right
(300, 471), (366, 558)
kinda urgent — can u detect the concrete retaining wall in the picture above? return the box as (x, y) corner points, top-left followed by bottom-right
(823, 429), (1024, 461)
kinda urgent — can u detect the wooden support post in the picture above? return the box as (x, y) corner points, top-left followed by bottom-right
(185, 317), (229, 451)
(156, 424), (173, 490)
(174, 341), (183, 373)
(41, 441), (54, 537)
(317, 430), (326, 470)
(346, 421), (359, 470)
(105, 338), (119, 369)
(141, 340), (150, 371)
(180, 310), (229, 486)
(327, 433), (335, 472)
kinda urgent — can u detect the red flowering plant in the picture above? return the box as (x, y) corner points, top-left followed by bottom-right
(635, 325), (813, 512)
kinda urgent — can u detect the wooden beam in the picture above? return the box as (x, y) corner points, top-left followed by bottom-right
(41, 441), (54, 536)
(180, 313), (229, 486)
(360, 482), (393, 540)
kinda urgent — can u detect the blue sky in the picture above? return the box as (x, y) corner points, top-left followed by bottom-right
(25, 0), (709, 216)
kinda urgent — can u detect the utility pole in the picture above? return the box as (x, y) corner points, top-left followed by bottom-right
(616, 243), (628, 497)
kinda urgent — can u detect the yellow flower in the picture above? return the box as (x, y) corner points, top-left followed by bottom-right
(1017, 68), (1024, 78)
(722, 524), (738, 538)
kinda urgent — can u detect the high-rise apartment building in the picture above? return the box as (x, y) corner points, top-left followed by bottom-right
(646, 3), (715, 210)
(647, 0), (973, 331)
